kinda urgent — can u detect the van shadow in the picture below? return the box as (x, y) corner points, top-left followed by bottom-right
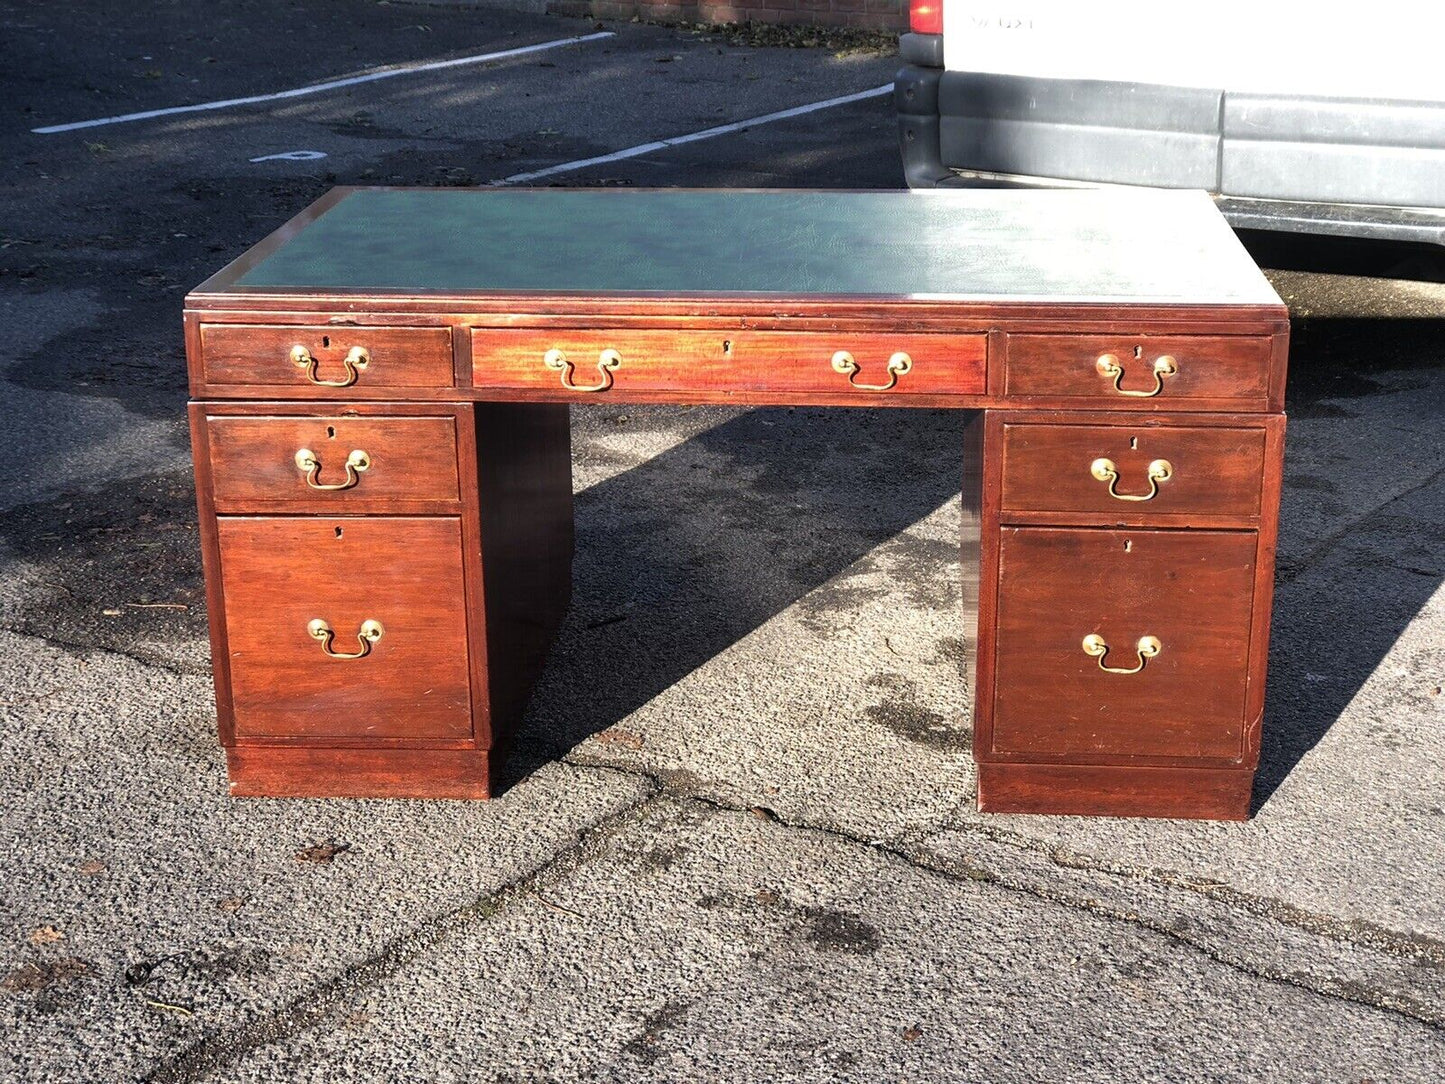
(499, 405), (968, 784)
(1252, 315), (1445, 810)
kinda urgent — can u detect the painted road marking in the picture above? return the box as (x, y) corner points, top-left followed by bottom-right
(32, 32), (615, 135)
(249, 150), (328, 162)
(498, 83), (894, 185)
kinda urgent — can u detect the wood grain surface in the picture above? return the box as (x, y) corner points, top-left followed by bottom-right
(999, 422), (1266, 518)
(199, 324), (453, 390)
(1004, 334), (1274, 408)
(217, 516), (473, 741)
(991, 527), (1259, 762)
(206, 414), (460, 508)
(471, 329), (986, 401)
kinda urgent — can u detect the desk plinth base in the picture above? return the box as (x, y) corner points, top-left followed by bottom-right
(976, 763), (1253, 821)
(225, 746), (500, 800)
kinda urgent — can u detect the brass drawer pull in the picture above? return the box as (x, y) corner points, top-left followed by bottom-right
(1089, 457), (1172, 502)
(1095, 353), (1176, 397)
(291, 344), (370, 388)
(832, 350), (912, 392)
(307, 618), (384, 660)
(544, 347), (621, 392)
(1082, 634), (1161, 675)
(294, 448), (370, 491)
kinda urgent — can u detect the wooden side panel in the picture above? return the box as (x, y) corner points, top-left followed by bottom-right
(960, 412), (985, 701)
(189, 401), (236, 746)
(473, 403), (575, 756)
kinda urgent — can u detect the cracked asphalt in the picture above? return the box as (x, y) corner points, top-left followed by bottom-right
(2, 2), (1443, 1080)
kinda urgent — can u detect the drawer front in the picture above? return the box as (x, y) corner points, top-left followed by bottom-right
(1005, 335), (1271, 404)
(1000, 423), (1265, 517)
(217, 517), (472, 741)
(471, 329), (986, 399)
(207, 415), (461, 508)
(992, 527), (1257, 761)
(199, 325), (453, 391)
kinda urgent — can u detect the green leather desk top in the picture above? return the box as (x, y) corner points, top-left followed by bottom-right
(200, 187), (1281, 307)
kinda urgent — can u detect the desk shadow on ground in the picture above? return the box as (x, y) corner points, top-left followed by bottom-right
(1253, 314), (1445, 810)
(500, 405), (968, 784)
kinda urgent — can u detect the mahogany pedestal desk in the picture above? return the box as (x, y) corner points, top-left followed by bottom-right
(185, 188), (1288, 820)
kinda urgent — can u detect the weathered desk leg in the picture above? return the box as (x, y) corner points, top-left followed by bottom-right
(968, 408), (1285, 820)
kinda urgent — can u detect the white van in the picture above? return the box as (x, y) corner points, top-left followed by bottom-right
(896, 2), (1445, 243)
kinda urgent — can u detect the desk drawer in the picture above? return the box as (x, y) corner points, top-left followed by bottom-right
(992, 527), (1257, 761)
(1005, 335), (1271, 406)
(206, 414), (461, 509)
(199, 325), (453, 392)
(217, 517), (473, 741)
(1000, 422), (1265, 518)
(471, 329), (986, 400)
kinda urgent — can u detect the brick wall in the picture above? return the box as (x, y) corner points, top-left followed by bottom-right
(548, 0), (907, 31)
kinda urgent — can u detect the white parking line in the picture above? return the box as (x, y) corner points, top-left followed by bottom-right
(31, 32), (615, 135)
(498, 83), (895, 185)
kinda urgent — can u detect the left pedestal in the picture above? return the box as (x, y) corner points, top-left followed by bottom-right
(189, 399), (574, 799)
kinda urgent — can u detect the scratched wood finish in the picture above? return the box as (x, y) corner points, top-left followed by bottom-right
(199, 324), (453, 390)
(1004, 334), (1274, 408)
(999, 422), (1266, 518)
(217, 516), (473, 741)
(991, 527), (1258, 762)
(471, 329), (987, 401)
(206, 414), (460, 508)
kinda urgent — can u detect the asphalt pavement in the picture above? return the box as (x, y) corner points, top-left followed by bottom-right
(1, 2), (1443, 1081)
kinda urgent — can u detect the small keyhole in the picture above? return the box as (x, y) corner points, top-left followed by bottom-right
(322, 335), (331, 348)
(1124, 539), (1132, 552)
(722, 340), (732, 355)
(1133, 345), (1142, 359)
(326, 426), (336, 439)
(334, 526), (343, 538)
(1129, 436), (1138, 450)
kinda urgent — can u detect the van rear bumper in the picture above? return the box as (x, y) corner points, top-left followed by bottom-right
(896, 63), (1445, 245)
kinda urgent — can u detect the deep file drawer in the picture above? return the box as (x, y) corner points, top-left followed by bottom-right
(990, 526), (1259, 762)
(216, 516), (474, 742)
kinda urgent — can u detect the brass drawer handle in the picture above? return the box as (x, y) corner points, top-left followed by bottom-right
(1082, 634), (1161, 675)
(832, 350), (912, 392)
(294, 448), (370, 491)
(291, 344), (370, 388)
(1095, 353), (1176, 397)
(1089, 457), (1172, 502)
(307, 618), (384, 660)
(544, 347), (620, 392)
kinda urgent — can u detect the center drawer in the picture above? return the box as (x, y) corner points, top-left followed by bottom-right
(217, 517), (474, 742)
(470, 329), (986, 400)
(991, 527), (1258, 762)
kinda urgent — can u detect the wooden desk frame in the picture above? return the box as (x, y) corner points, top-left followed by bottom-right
(185, 188), (1288, 819)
